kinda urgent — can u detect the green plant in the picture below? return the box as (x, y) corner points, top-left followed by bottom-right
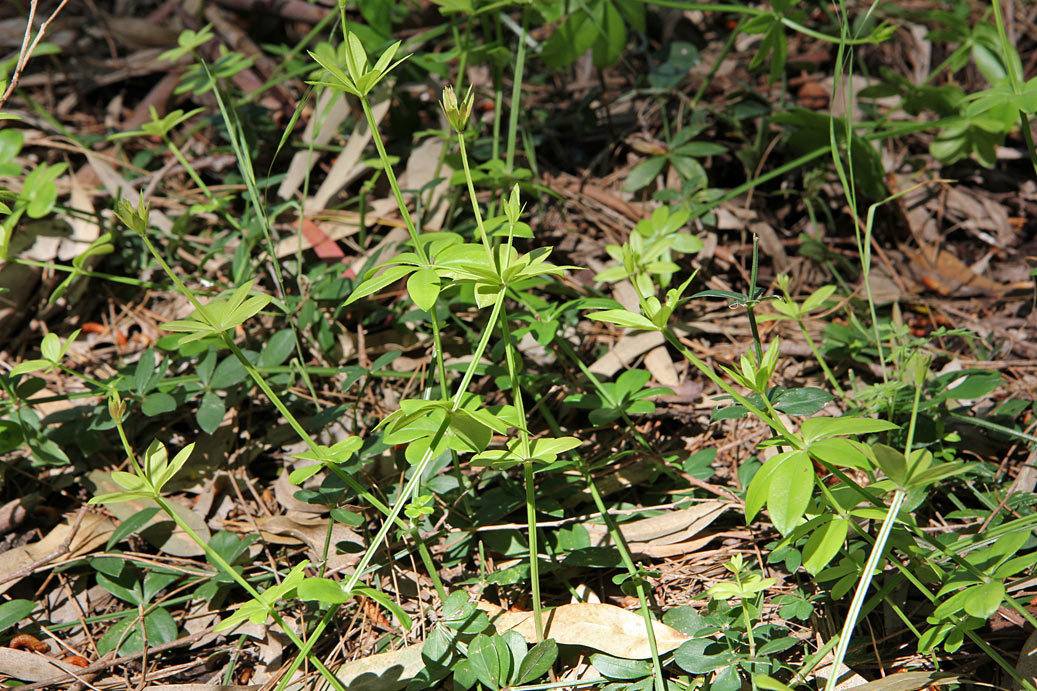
(623, 122), (727, 199)
(595, 205), (704, 289)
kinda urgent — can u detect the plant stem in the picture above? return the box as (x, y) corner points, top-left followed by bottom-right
(505, 10), (527, 174)
(110, 418), (346, 691)
(663, 330), (795, 444)
(499, 303), (543, 640)
(582, 465), (668, 691)
(822, 489), (905, 691)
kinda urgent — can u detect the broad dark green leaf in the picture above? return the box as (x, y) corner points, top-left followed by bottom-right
(0, 600), (34, 633)
(141, 392), (176, 417)
(107, 507), (160, 551)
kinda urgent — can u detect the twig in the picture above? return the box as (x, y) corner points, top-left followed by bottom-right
(0, 0), (73, 111)
(0, 505), (88, 588)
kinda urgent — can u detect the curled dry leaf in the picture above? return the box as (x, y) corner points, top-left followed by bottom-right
(8, 634), (49, 652)
(838, 672), (960, 691)
(0, 512), (114, 597)
(0, 648), (83, 683)
(322, 642), (424, 691)
(482, 602), (688, 659)
(582, 501), (728, 559)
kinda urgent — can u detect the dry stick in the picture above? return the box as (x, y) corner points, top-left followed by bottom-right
(0, 505), (88, 588)
(0, 0), (73, 111)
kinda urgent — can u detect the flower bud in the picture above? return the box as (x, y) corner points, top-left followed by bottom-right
(441, 85), (474, 132)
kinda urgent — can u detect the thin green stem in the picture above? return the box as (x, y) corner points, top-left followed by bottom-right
(456, 131), (496, 264)
(499, 302), (543, 640)
(110, 417), (346, 691)
(582, 465), (667, 691)
(796, 320), (844, 396)
(662, 330), (795, 444)
(358, 97), (429, 264)
(505, 10), (527, 174)
(822, 488), (905, 691)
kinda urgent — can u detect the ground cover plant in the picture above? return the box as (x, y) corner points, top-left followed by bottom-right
(1, 0), (1036, 689)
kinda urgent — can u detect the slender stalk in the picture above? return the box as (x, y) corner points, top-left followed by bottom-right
(822, 489), (905, 691)
(358, 97), (429, 264)
(456, 131), (496, 264)
(499, 303), (543, 640)
(582, 466), (668, 691)
(109, 418), (346, 691)
(505, 10), (527, 174)
(662, 330), (795, 444)
(796, 319), (844, 396)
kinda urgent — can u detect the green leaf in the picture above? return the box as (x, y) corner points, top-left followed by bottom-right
(669, 155), (707, 189)
(872, 443), (908, 486)
(766, 451), (813, 535)
(106, 507), (160, 551)
(141, 392), (176, 416)
(590, 653), (653, 680)
(542, 8), (600, 68)
(745, 450), (795, 521)
(963, 581), (1004, 619)
(258, 329), (295, 368)
(40, 332), (61, 362)
(587, 309), (658, 331)
(0, 129), (24, 164)
(196, 391), (225, 434)
(345, 264), (415, 305)
(298, 577), (350, 604)
(9, 359), (51, 376)
(517, 639), (558, 684)
(111, 470), (148, 492)
(154, 443), (194, 491)
(0, 600), (34, 633)
(674, 639), (737, 674)
(808, 437), (872, 469)
(144, 606), (179, 645)
(907, 461), (974, 489)
(591, 0), (626, 68)
(407, 266), (441, 311)
(802, 284), (837, 312)
(802, 517), (848, 575)
(800, 417), (898, 442)
(622, 156), (666, 192)
(468, 633), (505, 689)
(774, 387), (833, 415)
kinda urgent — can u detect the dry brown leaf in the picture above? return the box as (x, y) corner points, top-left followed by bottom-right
(398, 137), (449, 232)
(485, 602), (688, 658)
(585, 501), (728, 545)
(588, 331), (666, 378)
(643, 345), (679, 387)
(0, 512), (114, 597)
(308, 97), (391, 214)
(0, 648), (85, 682)
(901, 242), (1010, 297)
(562, 460), (655, 506)
(582, 502), (727, 559)
(278, 90), (350, 200)
(840, 672), (960, 691)
(318, 642), (424, 691)
(257, 512), (362, 573)
(274, 469), (326, 514)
